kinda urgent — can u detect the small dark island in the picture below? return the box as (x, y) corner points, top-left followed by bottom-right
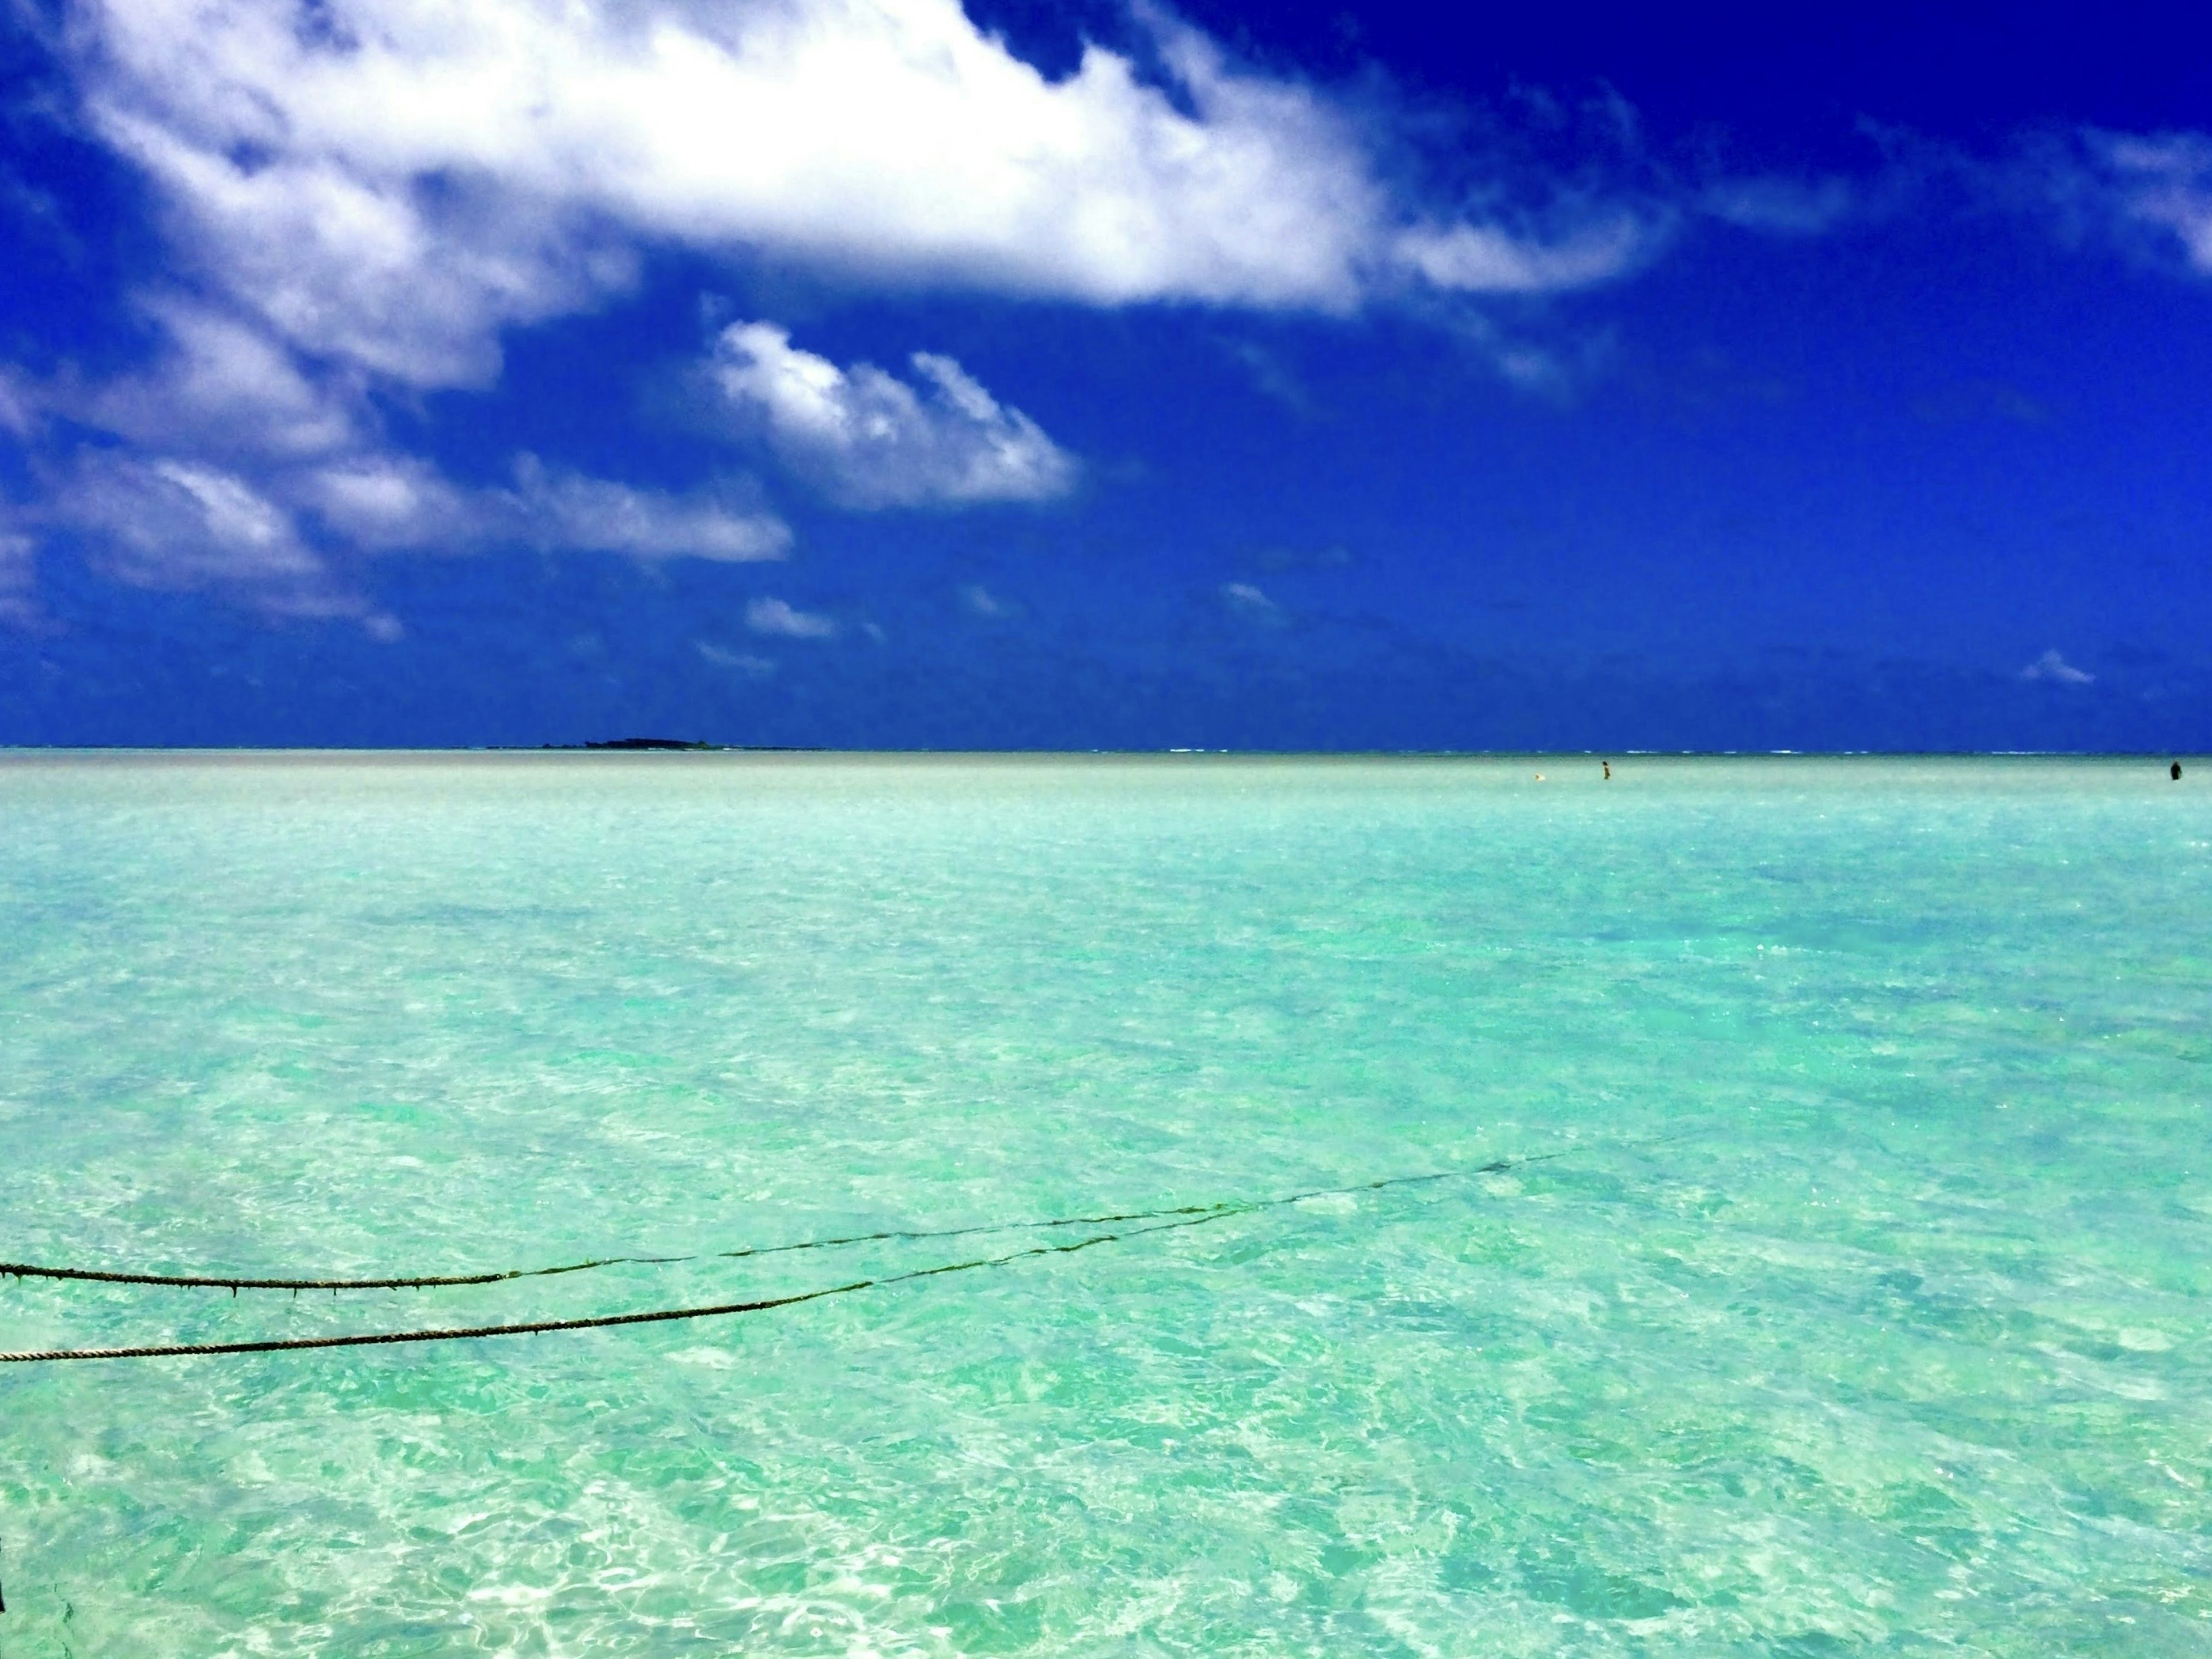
(524, 738), (824, 752)
(544, 737), (724, 751)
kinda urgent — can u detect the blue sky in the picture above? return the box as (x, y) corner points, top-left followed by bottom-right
(2, 0), (2208, 748)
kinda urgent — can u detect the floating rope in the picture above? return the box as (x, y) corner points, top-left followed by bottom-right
(0, 1158), (1546, 1296)
(0, 1153), (1577, 1365)
(1, 1132), (1706, 1366)
(0, 1218), (1200, 1365)
(0, 1202), (1240, 1294)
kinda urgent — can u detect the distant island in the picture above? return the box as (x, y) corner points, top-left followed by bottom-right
(551, 737), (723, 751)
(528, 738), (825, 751)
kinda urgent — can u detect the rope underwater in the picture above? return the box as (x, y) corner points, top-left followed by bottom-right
(0, 1133), (1695, 1365)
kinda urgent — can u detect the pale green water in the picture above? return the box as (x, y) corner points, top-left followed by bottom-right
(1, 753), (2208, 1656)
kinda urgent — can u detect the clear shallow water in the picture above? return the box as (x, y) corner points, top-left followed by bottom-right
(1, 752), (2207, 1657)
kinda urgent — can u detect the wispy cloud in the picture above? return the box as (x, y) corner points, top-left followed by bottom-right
(60, 455), (321, 586)
(48, 451), (385, 623)
(2021, 648), (2094, 685)
(1927, 124), (2212, 279)
(2103, 133), (2212, 272)
(1221, 580), (1286, 625)
(0, 529), (41, 628)
(745, 596), (838, 639)
(74, 298), (361, 459)
(507, 457), (790, 561)
(960, 583), (1020, 619)
(2038, 129), (2212, 275)
(22, 431), (787, 612)
(1215, 336), (1317, 416)
(696, 641), (777, 675)
(1699, 175), (1857, 236)
(1395, 214), (1656, 293)
(0, 372), (33, 441)
(709, 323), (1077, 508)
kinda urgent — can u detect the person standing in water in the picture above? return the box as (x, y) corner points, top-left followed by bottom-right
(1603, 760), (1612, 780)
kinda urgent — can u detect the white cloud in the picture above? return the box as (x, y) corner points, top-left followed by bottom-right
(507, 456), (791, 559)
(745, 595), (838, 638)
(73, 0), (1654, 395)
(9, 0), (1688, 622)
(710, 322), (1077, 507)
(2021, 648), (2094, 685)
(20, 0), (1797, 621)
(297, 453), (479, 550)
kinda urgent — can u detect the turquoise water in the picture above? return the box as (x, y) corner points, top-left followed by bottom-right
(1, 753), (2207, 1656)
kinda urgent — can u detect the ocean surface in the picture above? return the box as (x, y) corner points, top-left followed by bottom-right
(1, 753), (2207, 1657)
